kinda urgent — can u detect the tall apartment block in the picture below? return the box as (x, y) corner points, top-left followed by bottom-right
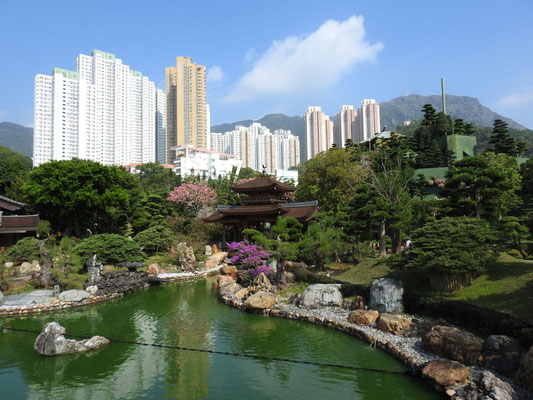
(210, 123), (300, 174)
(303, 106), (334, 160)
(355, 99), (381, 141)
(165, 56), (206, 162)
(34, 50), (165, 167)
(335, 105), (357, 148)
(155, 89), (167, 164)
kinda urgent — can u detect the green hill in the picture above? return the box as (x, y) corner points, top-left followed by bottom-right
(0, 122), (33, 158)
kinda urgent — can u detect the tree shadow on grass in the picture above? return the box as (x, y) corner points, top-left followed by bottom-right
(460, 279), (533, 323)
(483, 256), (533, 282)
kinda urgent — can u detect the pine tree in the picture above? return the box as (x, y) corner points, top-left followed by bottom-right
(454, 118), (466, 135)
(421, 104), (437, 126)
(489, 119), (517, 155)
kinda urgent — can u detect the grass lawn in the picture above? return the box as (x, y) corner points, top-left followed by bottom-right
(330, 253), (533, 322)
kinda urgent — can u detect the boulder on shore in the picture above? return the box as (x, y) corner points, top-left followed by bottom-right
(206, 252), (228, 270)
(482, 335), (525, 378)
(299, 284), (343, 309)
(15, 261), (41, 276)
(245, 291), (276, 310)
(377, 313), (412, 335)
(58, 289), (90, 303)
(34, 322), (109, 356)
(421, 359), (469, 387)
(220, 265), (238, 281)
(422, 325), (483, 365)
(369, 278), (404, 314)
(255, 273), (272, 291)
(147, 264), (160, 276)
(348, 309), (379, 326)
(515, 345), (533, 392)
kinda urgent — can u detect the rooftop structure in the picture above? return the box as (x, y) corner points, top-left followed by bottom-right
(170, 145), (241, 179)
(0, 195), (39, 247)
(204, 174), (318, 243)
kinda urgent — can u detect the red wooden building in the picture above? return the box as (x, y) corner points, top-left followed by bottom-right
(204, 175), (318, 242)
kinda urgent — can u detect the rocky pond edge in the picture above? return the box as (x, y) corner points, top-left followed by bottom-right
(218, 288), (533, 400)
(0, 264), (224, 317)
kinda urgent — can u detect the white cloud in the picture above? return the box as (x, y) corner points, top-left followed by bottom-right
(498, 91), (533, 107)
(207, 66), (225, 83)
(224, 16), (383, 102)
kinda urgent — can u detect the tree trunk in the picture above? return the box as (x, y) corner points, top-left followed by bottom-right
(515, 239), (528, 258)
(391, 229), (402, 254)
(379, 220), (387, 257)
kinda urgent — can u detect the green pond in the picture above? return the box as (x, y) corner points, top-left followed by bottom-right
(0, 278), (441, 399)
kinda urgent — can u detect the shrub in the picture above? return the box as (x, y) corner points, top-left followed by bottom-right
(73, 234), (145, 265)
(134, 224), (176, 254)
(388, 217), (498, 276)
(2, 237), (40, 263)
(227, 241), (271, 284)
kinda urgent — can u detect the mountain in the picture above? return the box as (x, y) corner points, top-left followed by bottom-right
(0, 122), (33, 158)
(212, 113), (305, 138)
(380, 94), (526, 130)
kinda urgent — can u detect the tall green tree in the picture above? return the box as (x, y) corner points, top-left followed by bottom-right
(441, 153), (522, 220)
(24, 159), (139, 235)
(0, 146), (31, 195)
(488, 119), (517, 155)
(297, 148), (364, 212)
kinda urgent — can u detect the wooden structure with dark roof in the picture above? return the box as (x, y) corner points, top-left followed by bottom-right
(0, 195), (39, 246)
(204, 175), (318, 243)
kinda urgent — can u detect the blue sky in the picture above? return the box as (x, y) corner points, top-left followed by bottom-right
(1, 0), (533, 129)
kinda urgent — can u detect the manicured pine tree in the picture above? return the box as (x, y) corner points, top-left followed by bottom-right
(453, 118), (466, 135)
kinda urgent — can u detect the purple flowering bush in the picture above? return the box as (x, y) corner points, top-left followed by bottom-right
(227, 241), (271, 283)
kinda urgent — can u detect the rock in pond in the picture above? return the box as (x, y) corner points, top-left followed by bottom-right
(348, 309), (379, 326)
(217, 275), (235, 287)
(245, 291), (276, 310)
(422, 325), (483, 365)
(421, 359), (469, 387)
(299, 284), (343, 309)
(34, 322), (109, 356)
(58, 289), (90, 302)
(369, 278), (404, 314)
(219, 282), (242, 298)
(482, 335), (525, 378)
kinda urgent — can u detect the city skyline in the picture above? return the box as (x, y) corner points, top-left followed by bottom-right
(1, 1), (532, 130)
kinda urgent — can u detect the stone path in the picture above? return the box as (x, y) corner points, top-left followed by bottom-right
(1, 290), (55, 308)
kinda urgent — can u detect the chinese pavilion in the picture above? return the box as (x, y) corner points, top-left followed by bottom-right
(0, 195), (39, 247)
(203, 174), (318, 243)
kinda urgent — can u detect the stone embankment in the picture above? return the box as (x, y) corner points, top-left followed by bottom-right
(216, 272), (533, 400)
(0, 252), (228, 317)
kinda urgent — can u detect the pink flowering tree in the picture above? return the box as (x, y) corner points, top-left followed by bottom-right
(167, 181), (217, 215)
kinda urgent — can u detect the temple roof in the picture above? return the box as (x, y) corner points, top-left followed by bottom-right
(231, 175), (296, 193)
(0, 195), (26, 212)
(204, 201), (318, 224)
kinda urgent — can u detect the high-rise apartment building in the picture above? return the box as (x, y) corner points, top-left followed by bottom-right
(210, 123), (300, 173)
(165, 56), (206, 162)
(355, 99), (381, 141)
(155, 89), (167, 164)
(335, 105), (357, 148)
(303, 106), (334, 160)
(34, 50), (163, 167)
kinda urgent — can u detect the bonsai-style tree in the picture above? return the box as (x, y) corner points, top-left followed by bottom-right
(300, 214), (343, 270)
(388, 217), (499, 289)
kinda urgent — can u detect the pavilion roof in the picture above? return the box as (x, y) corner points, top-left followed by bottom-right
(231, 175), (296, 193)
(0, 195), (26, 212)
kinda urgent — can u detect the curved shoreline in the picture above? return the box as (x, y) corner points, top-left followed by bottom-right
(0, 265), (223, 317)
(219, 293), (533, 400)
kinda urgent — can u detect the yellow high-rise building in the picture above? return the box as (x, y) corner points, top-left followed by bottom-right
(165, 56), (206, 162)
